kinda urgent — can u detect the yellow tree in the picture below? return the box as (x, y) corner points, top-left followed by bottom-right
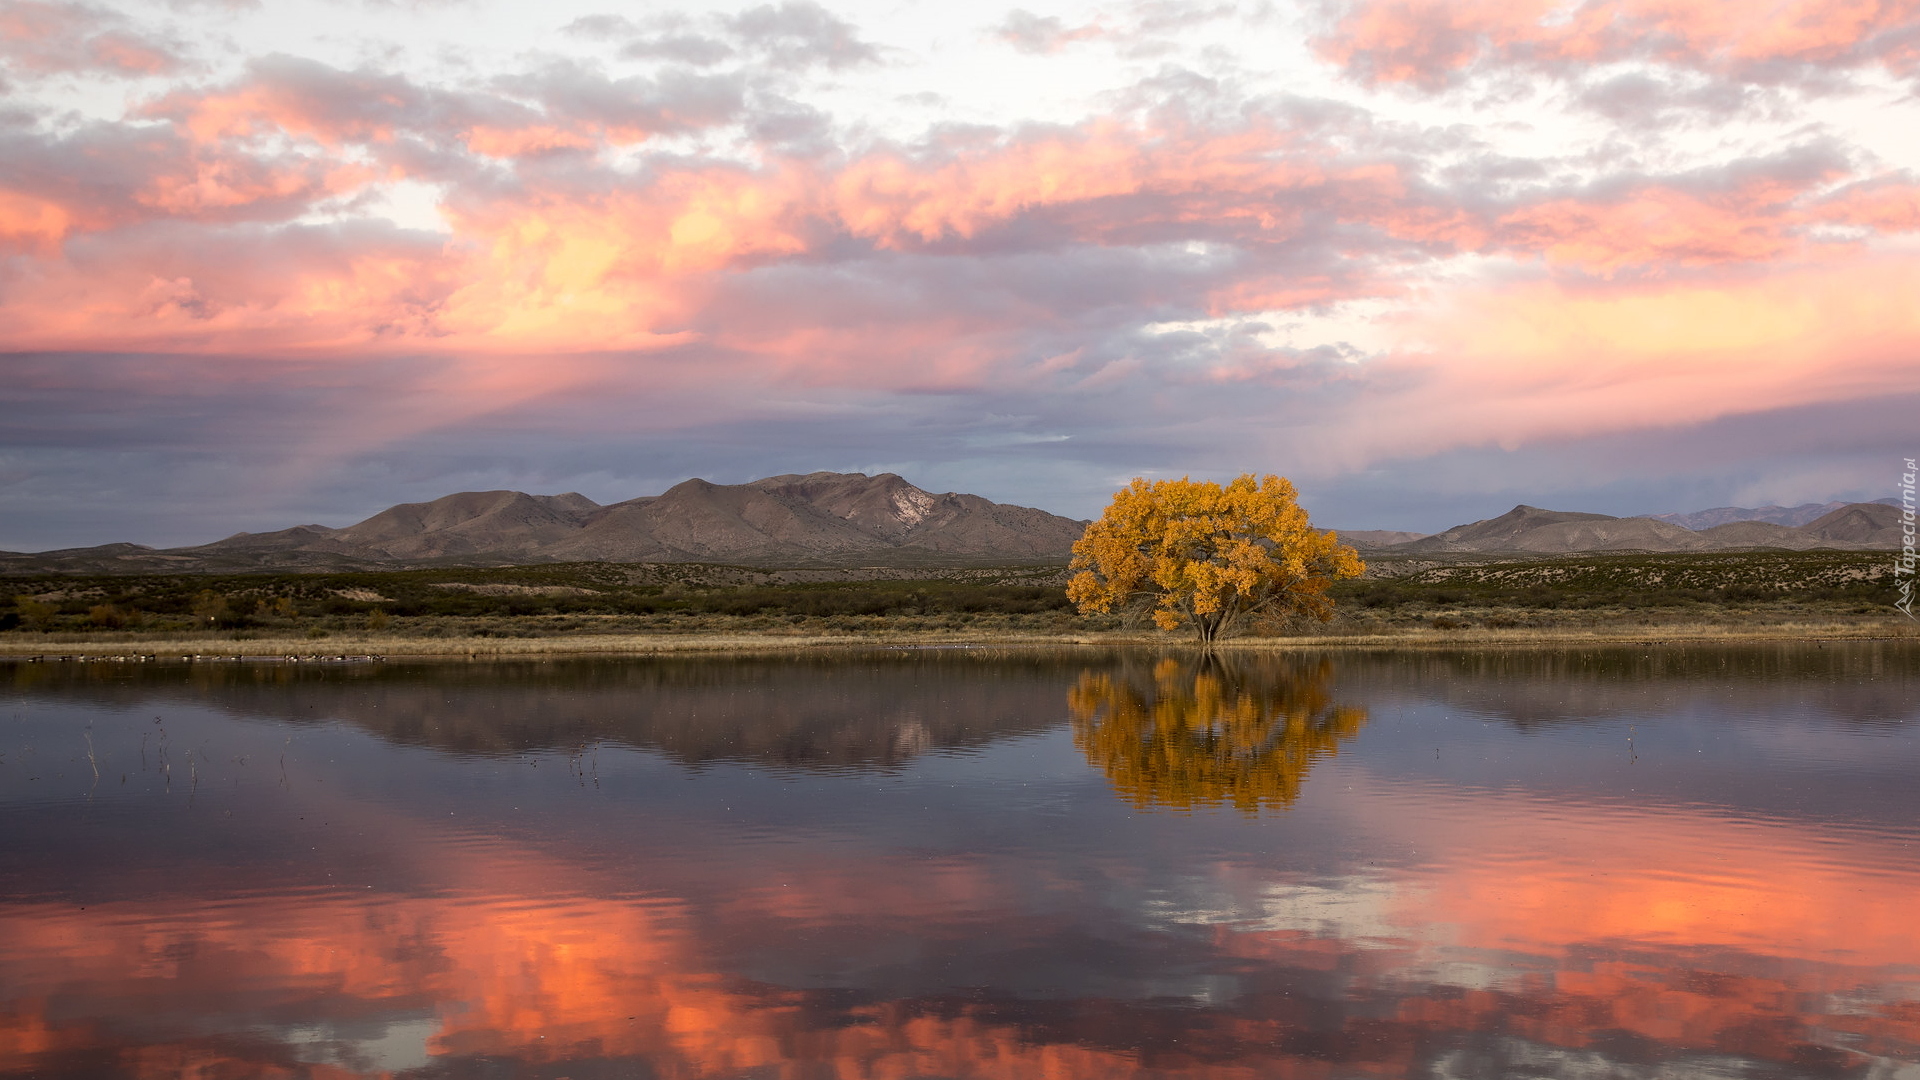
(1066, 474), (1362, 643)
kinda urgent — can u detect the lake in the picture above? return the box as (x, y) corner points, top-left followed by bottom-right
(3, 644), (1917, 1078)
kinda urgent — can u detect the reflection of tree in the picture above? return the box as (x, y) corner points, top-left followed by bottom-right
(1069, 656), (1367, 811)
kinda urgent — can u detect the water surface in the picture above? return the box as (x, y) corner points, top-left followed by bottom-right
(3, 644), (1917, 1078)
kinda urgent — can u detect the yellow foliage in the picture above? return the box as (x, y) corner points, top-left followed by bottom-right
(1067, 474), (1363, 642)
(1068, 655), (1368, 812)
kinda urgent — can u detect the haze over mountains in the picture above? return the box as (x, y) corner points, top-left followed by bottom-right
(0, 473), (1907, 575)
(1642, 499), (1901, 530)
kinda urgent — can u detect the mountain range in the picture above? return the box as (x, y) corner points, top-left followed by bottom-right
(0, 473), (1088, 574)
(1, 474), (1909, 575)
(1350, 502), (1908, 554)
(1640, 499), (1901, 530)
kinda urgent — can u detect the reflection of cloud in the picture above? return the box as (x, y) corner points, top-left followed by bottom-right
(6, 656), (1920, 1077)
(1140, 871), (1415, 948)
(1069, 655), (1369, 810)
(6, 799), (1919, 1077)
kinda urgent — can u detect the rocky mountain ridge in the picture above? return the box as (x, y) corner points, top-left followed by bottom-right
(1, 473), (1090, 574)
(1357, 502), (1907, 555)
(4, 478), (1909, 575)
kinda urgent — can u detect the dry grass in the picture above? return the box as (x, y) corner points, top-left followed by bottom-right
(4, 615), (1913, 661)
(0, 628), (1107, 660)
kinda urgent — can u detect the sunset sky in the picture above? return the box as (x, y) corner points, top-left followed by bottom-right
(3, 0), (1918, 548)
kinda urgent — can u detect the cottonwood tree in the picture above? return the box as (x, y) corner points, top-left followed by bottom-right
(1067, 474), (1363, 644)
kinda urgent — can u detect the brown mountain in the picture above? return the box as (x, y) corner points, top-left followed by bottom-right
(1335, 530), (1429, 549)
(1385, 502), (1904, 555)
(1800, 502), (1907, 546)
(0, 472), (1089, 574)
(547, 473), (1084, 564)
(331, 491), (603, 559)
(1396, 506), (1711, 554)
(1645, 498), (1901, 530)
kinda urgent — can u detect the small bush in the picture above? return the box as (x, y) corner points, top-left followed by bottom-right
(14, 596), (57, 631)
(191, 590), (232, 627)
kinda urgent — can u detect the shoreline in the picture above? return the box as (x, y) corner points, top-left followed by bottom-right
(4, 619), (1915, 660)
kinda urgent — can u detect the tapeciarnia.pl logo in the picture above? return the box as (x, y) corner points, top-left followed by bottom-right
(1898, 458), (1917, 620)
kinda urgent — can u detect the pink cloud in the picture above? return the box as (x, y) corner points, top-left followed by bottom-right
(0, 1), (184, 79)
(0, 189), (72, 254)
(1316, 0), (1920, 89)
(3, 38), (1920, 488)
(1812, 174), (1920, 231)
(1490, 176), (1820, 272)
(2, 106), (1916, 366)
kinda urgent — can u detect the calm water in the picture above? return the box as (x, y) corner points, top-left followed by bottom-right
(2, 645), (1918, 1079)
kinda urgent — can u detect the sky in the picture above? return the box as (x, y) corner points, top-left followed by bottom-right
(2, 0), (1918, 549)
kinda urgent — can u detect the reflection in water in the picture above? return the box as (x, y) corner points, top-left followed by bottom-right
(3, 652), (1074, 768)
(3, 644), (1919, 1078)
(1069, 655), (1367, 810)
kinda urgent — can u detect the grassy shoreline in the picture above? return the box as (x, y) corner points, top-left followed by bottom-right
(4, 616), (1914, 660)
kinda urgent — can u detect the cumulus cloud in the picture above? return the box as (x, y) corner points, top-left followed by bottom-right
(993, 10), (1105, 54)
(1573, 71), (1761, 121)
(620, 32), (736, 67)
(4, 79), (1918, 404)
(1314, 0), (1920, 90)
(564, 14), (737, 66)
(0, 0), (187, 79)
(991, 2), (1250, 56)
(500, 64), (748, 141)
(563, 2), (877, 72)
(728, 1), (878, 69)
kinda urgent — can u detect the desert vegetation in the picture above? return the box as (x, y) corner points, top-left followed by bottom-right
(1337, 550), (1899, 631)
(0, 549), (1911, 654)
(0, 562), (1092, 642)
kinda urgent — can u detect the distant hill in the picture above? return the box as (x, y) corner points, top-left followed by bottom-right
(1383, 502), (1906, 555)
(1800, 501), (1907, 545)
(1335, 530), (1429, 549)
(1396, 506), (1709, 554)
(0, 473), (1090, 574)
(1646, 498), (1900, 530)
